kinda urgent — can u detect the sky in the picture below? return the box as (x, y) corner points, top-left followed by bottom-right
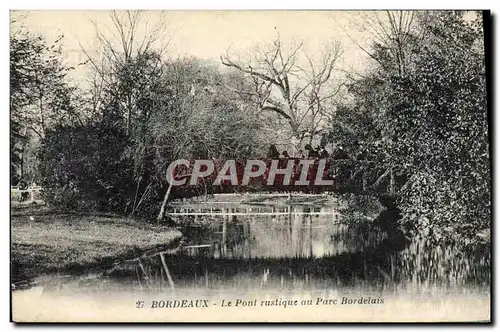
(12, 10), (374, 84)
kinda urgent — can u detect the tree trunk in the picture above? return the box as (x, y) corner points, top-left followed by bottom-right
(370, 168), (391, 191)
(131, 183), (151, 216)
(131, 177), (142, 213)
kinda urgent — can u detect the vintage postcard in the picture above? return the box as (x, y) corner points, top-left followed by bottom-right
(10, 10), (491, 323)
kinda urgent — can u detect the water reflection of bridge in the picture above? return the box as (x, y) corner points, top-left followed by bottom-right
(167, 193), (345, 216)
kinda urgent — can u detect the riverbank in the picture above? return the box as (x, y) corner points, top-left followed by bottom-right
(11, 205), (182, 283)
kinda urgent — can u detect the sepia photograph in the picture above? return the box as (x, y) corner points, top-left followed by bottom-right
(9, 9), (491, 323)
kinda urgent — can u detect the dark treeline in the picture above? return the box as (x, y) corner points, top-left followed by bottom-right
(10, 11), (490, 245)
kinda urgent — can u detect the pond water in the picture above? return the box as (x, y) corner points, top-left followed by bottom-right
(27, 194), (490, 301)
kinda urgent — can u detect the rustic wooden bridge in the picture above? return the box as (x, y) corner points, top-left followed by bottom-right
(167, 158), (403, 201)
(166, 192), (344, 216)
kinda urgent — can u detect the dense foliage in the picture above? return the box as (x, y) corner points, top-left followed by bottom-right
(38, 125), (135, 211)
(328, 12), (490, 241)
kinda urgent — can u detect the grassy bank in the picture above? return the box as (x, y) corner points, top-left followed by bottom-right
(11, 205), (182, 282)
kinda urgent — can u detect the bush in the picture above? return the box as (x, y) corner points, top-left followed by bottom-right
(38, 125), (136, 212)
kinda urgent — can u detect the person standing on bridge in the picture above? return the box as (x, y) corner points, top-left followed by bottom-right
(318, 138), (329, 158)
(281, 150), (290, 159)
(267, 144), (280, 159)
(305, 144), (319, 158)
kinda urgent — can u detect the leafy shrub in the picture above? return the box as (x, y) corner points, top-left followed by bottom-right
(38, 125), (136, 212)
